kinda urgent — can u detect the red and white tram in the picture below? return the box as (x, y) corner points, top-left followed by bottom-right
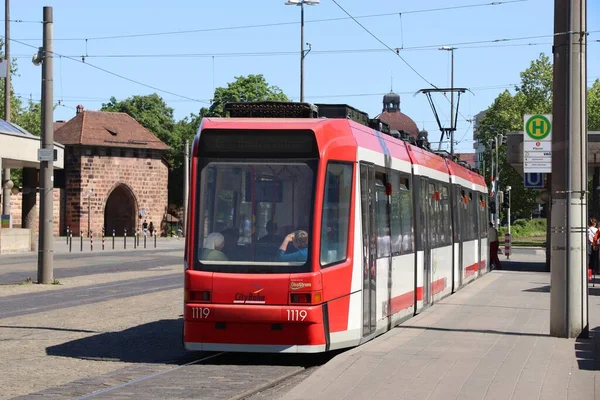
(183, 102), (489, 353)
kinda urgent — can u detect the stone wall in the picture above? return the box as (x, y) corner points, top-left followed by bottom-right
(65, 146), (169, 237)
(8, 189), (62, 237)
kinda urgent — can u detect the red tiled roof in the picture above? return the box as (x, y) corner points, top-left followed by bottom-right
(54, 111), (170, 151)
(53, 121), (66, 132)
(375, 110), (419, 138)
(456, 152), (477, 167)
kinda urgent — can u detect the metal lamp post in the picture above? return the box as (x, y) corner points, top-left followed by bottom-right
(285, 0), (319, 103)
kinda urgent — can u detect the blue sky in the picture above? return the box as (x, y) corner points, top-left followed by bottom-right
(4, 0), (599, 153)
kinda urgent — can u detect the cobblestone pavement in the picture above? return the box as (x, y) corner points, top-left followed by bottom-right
(0, 245), (334, 399)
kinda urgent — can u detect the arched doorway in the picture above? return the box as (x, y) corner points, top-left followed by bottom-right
(104, 184), (137, 236)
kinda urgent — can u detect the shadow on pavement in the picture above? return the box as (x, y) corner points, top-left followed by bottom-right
(0, 325), (98, 333)
(575, 327), (600, 371)
(499, 260), (548, 273)
(523, 285), (551, 293)
(398, 324), (549, 338)
(47, 318), (188, 364)
(46, 318), (342, 367)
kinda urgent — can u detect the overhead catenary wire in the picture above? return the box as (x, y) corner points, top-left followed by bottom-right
(1, 35), (209, 105)
(10, 0), (529, 42)
(330, 0), (439, 89)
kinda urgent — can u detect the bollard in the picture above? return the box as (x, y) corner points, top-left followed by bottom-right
(504, 232), (511, 259)
(154, 233), (157, 248)
(124, 229), (127, 249)
(144, 234), (147, 249)
(69, 232), (72, 253)
(80, 232), (83, 252)
(134, 231), (137, 249)
(90, 232), (93, 251)
(112, 229), (115, 250)
(66, 227), (70, 244)
(102, 229), (105, 250)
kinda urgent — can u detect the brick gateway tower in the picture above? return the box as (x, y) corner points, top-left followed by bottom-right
(54, 106), (170, 237)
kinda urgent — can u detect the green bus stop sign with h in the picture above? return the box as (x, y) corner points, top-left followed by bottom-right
(525, 115), (551, 140)
(523, 114), (552, 174)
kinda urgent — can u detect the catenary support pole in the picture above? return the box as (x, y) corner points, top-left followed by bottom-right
(3, 0), (11, 218)
(550, 0), (588, 338)
(37, 6), (54, 284)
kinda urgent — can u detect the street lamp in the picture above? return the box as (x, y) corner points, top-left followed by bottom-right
(439, 46), (456, 155)
(285, 0), (319, 103)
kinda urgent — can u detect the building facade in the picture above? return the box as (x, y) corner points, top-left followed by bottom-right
(55, 106), (170, 237)
(375, 91), (420, 138)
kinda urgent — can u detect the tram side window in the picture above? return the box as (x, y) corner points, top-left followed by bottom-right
(470, 192), (477, 240)
(479, 194), (487, 238)
(459, 189), (469, 240)
(320, 162), (353, 267)
(390, 172), (414, 255)
(390, 171), (401, 255)
(375, 173), (391, 259)
(440, 185), (452, 246)
(399, 175), (414, 254)
(428, 183), (438, 247)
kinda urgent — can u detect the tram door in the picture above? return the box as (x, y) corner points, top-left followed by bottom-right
(360, 163), (377, 337)
(420, 177), (432, 306)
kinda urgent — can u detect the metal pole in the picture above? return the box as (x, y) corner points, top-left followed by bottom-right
(37, 6), (54, 284)
(69, 232), (72, 252)
(490, 141), (495, 224)
(495, 136), (500, 228)
(507, 189), (511, 234)
(300, 2), (304, 102)
(2, 0), (11, 217)
(550, 0), (588, 338)
(87, 195), (90, 237)
(450, 48), (455, 157)
(183, 139), (189, 237)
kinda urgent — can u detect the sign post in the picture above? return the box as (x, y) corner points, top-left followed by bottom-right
(523, 114), (552, 174)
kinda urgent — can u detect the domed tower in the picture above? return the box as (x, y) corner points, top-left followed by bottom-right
(375, 91), (419, 138)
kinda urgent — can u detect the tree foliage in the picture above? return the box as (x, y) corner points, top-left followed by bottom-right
(476, 53), (600, 219)
(201, 74), (289, 117)
(589, 79), (600, 131)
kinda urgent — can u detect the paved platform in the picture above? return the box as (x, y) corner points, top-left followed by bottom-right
(282, 254), (599, 400)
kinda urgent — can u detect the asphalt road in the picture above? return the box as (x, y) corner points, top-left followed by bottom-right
(0, 247), (184, 285)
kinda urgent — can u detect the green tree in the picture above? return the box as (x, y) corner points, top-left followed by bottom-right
(477, 53), (600, 219)
(476, 53), (553, 218)
(101, 93), (175, 145)
(201, 74), (289, 117)
(0, 40), (23, 122)
(589, 79), (600, 131)
(15, 99), (42, 135)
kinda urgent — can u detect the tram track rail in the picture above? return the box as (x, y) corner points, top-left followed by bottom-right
(69, 350), (337, 400)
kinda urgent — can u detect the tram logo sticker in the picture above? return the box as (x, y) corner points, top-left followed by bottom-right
(234, 284), (266, 304)
(290, 281), (312, 290)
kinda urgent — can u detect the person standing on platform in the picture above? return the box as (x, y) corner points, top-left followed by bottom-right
(488, 222), (501, 270)
(589, 217), (599, 275)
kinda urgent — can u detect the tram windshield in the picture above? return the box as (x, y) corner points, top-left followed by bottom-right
(196, 160), (316, 272)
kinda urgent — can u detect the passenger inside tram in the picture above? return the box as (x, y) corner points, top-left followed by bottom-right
(278, 230), (309, 262)
(258, 220), (284, 244)
(200, 232), (229, 261)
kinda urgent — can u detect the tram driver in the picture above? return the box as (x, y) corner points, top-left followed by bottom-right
(278, 230), (309, 262)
